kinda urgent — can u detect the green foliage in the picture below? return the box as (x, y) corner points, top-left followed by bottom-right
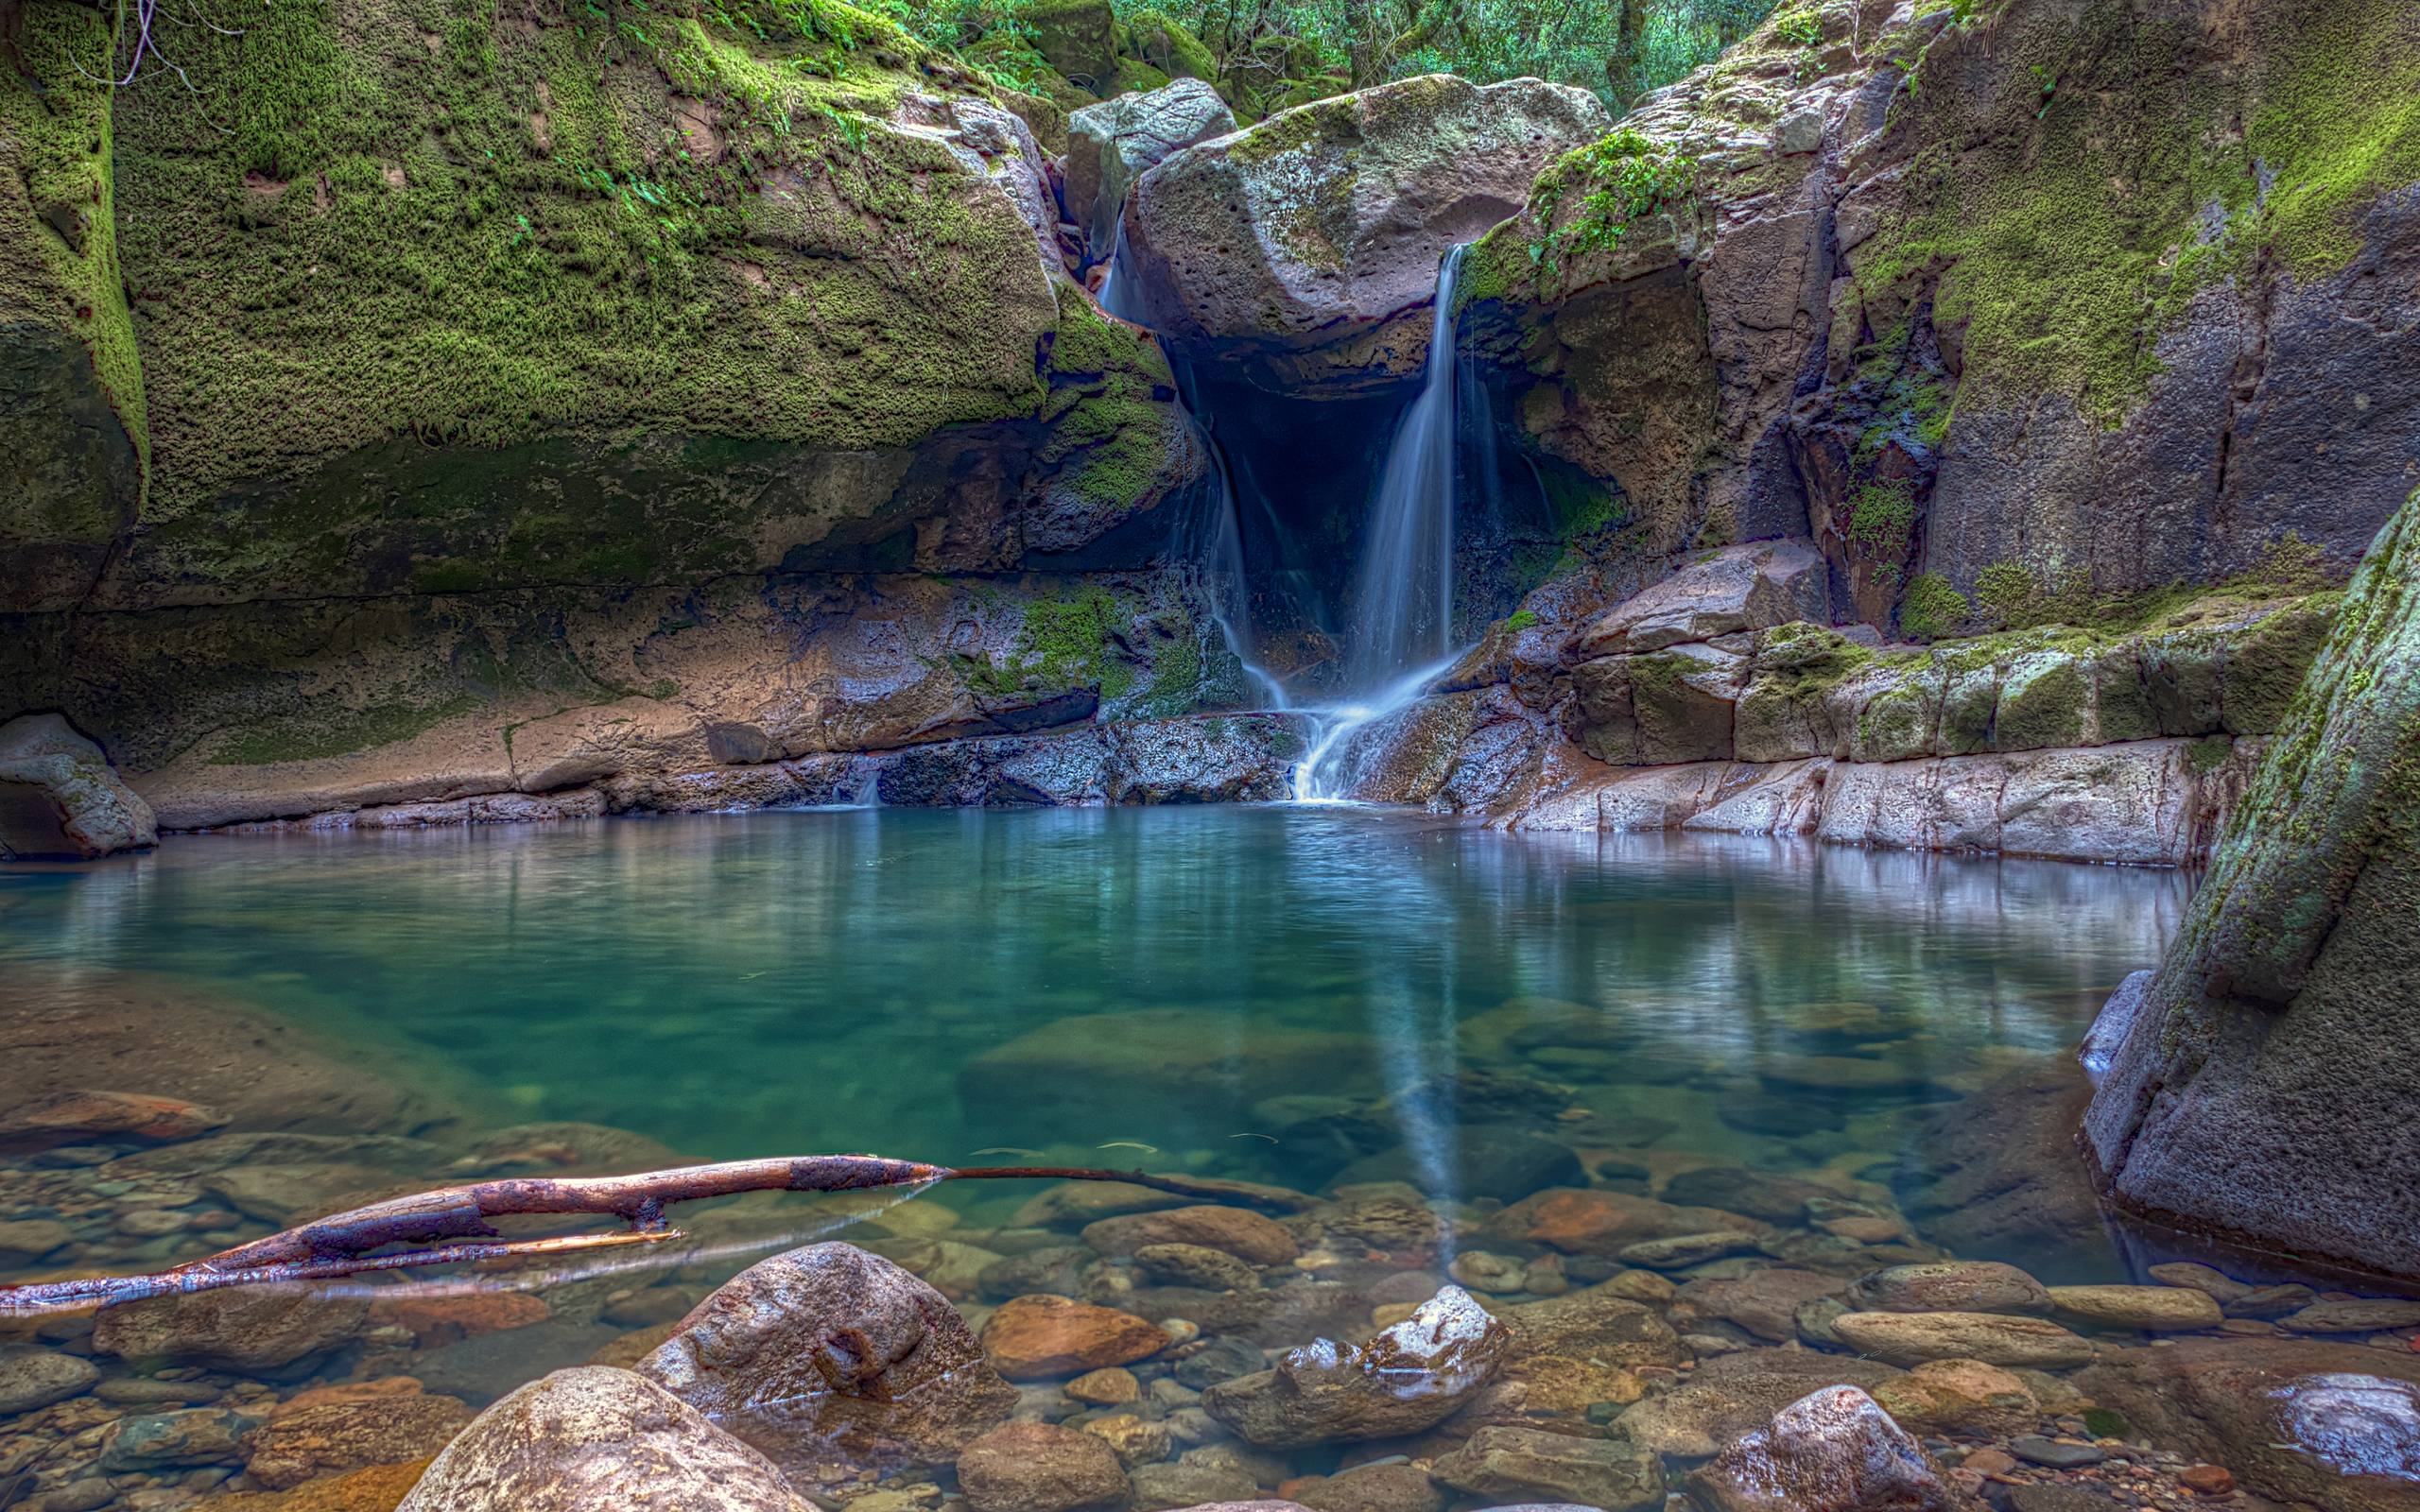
(1525, 128), (1698, 282)
(1015, 583), (1136, 696)
(1504, 609), (1541, 632)
(1897, 572), (1968, 641)
(1845, 479), (1916, 554)
(2082, 1409), (2132, 1440)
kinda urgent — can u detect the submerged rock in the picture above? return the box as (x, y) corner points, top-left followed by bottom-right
(2046, 1284), (2223, 1332)
(1614, 1349), (1906, 1459)
(1847, 1262), (2052, 1316)
(1431, 1425), (1667, 1511)
(0, 1346), (99, 1416)
(1498, 1280), (1686, 1366)
(241, 1386), (475, 1490)
(1830, 1312), (2097, 1369)
(94, 1288), (371, 1373)
(637, 1243), (1016, 1484)
(395, 1366), (811, 1512)
(982, 1295), (1172, 1379)
(1685, 1385), (1955, 1512)
(958, 1421), (1134, 1512)
(1083, 1207), (1299, 1266)
(1201, 1285), (1508, 1448)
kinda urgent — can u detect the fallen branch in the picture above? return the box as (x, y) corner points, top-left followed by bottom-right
(0, 1155), (1305, 1315)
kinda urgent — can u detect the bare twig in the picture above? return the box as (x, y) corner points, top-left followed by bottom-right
(0, 1154), (1305, 1315)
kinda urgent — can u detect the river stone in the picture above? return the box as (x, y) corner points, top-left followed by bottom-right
(1284, 1463), (1446, 1512)
(1332, 1126), (1584, 1201)
(2147, 1263), (2256, 1304)
(241, 1389), (475, 1490)
(0, 713), (156, 858)
(1893, 1059), (2118, 1280)
(395, 1366), (810, 1512)
(1500, 1280), (1686, 1366)
(1066, 80), (1236, 261)
(94, 1287), (371, 1372)
(1134, 1244), (1261, 1293)
(1202, 1285), (1508, 1448)
(1847, 1262), (2052, 1315)
(1127, 1463), (1260, 1510)
(637, 1243), (1016, 1483)
(958, 1422), (1132, 1512)
(1431, 1426), (1665, 1511)
(1613, 1349), (1906, 1458)
(1658, 1167), (1837, 1226)
(2277, 1299), (2420, 1334)
(1451, 1352), (1647, 1436)
(1831, 1312), (2098, 1368)
(1673, 1269), (1850, 1343)
(1175, 1335), (1265, 1389)
(0, 1089), (225, 1154)
(0, 1346), (99, 1415)
(1871, 1359), (2042, 1437)
(1685, 1385), (1955, 1512)
(1618, 1231), (1764, 1268)
(99, 1407), (261, 1469)
(2078, 1338), (2420, 1512)
(1488, 1188), (1758, 1257)
(1119, 75), (1609, 352)
(2047, 1284), (2224, 1332)
(983, 1295), (1172, 1379)
(1083, 1207), (1299, 1266)
(960, 1011), (1360, 1143)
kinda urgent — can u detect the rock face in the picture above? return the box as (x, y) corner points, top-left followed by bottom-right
(1121, 75), (1609, 365)
(1201, 1286), (1510, 1448)
(1068, 80), (1236, 262)
(2083, 491), (2420, 1278)
(394, 1366), (812, 1512)
(1685, 1385), (1955, 1512)
(0, 713), (157, 859)
(637, 1243), (1017, 1485)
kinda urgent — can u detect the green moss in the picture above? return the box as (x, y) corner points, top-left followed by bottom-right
(1898, 572), (1968, 640)
(211, 695), (481, 765)
(1524, 127), (1698, 287)
(1860, 0), (2420, 425)
(1845, 479), (1916, 555)
(1504, 609), (1541, 633)
(2082, 1409), (2132, 1441)
(2186, 735), (2234, 775)
(109, 0), (1057, 562)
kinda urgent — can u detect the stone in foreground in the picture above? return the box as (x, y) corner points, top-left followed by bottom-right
(395, 1366), (811, 1512)
(638, 1243), (1015, 1484)
(957, 1420), (1133, 1512)
(1202, 1285), (1509, 1447)
(1685, 1385), (1955, 1512)
(1431, 1425), (1666, 1511)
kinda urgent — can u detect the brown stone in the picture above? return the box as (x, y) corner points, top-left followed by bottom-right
(638, 1243), (1015, 1484)
(1082, 1207), (1299, 1267)
(957, 1421), (1132, 1512)
(0, 1090), (225, 1154)
(197, 1457), (433, 1512)
(367, 1293), (550, 1347)
(985, 1295), (1171, 1380)
(1068, 1366), (1143, 1405)
(95, 1288), (372, 1372)
(1686, 1385), (1955, 1512)
(243, 1390), (474, 1490)
(2179, 1465), (2236, 1496)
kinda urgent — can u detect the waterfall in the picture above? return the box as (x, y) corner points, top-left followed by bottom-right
(1292, 245), (1474, 801)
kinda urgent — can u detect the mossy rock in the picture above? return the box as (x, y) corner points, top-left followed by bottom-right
(1024, 0), (1120, 93)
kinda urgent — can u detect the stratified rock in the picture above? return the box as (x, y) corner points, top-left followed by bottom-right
(1202, 1285), (1508, 1448)
(956, 1421), (1132, 1512)
(395, 1366), (811, 1512)
(0, 713), (156, 858)
(984, 1295), (1171, 1380)
(1685, 1385), (1954, 1512)
(2077, 1338), (2420, 1512)
(94, 1288), (371, 1373)
(1067, 80), (1236, 261)
(2046, 1285), (2223, 1332)
(1831, 1312), (2097, 1369)
(0, 1346), (99, 1416)
(637, 1243), (1016, 1483)
(1848, 1262), (2052, 1315)
(2083, 492), (2420, 1279)
(1574, 541), (1829, 657)
(1083, 1207), (1299, 1266)
(242, 1388), (475, 1490)
(1431, 1426), (1666, 1511)
(1121, 75), (1608, 358)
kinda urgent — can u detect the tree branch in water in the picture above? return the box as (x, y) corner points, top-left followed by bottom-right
(0, 1155), (1305, 1314)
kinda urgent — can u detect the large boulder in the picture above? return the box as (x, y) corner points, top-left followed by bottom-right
(1685, 1385), (1955, 1512)
(1571, 541), (1829, 658)
(0, 713), (156, 858)
(1068, 80), (1236, 262)
(394, 1366), (812, 1512)
(637, 1243), (1017, 1486)
(2083, 492), (2420, 1277)
(1119, 75), (1608, 363)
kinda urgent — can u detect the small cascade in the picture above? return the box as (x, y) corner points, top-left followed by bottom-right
(1294, 246), (1475, 801)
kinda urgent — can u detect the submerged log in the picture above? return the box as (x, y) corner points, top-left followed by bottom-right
(0, 1155), (1303, 1315)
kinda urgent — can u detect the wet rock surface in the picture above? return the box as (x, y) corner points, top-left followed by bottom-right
(1202, 1287), (1508, 1447)
(1685, 1385), (1955, 1512)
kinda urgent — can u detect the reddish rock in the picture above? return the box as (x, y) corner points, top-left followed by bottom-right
(2179, 1465), (2236, 1496)
(956, 1421), (1132, 1512)
(199, 1457), (433, 1511)
(984, 1294), (1171, 1380)
(1962, 1448), (2018, 1476)
(243, 1388), (475, 1490)
(1488, 1188), (1756, 1257)
(1082, 1207), (1299, 1267)
(368, 1292), (550, 1347)
(0, 1090), (225, 1154)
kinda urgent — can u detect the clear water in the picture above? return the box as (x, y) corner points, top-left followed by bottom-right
(0, 808), (2178, 1195)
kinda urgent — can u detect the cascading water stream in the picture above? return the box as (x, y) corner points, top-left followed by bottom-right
(1292, 245), (1475, 801)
